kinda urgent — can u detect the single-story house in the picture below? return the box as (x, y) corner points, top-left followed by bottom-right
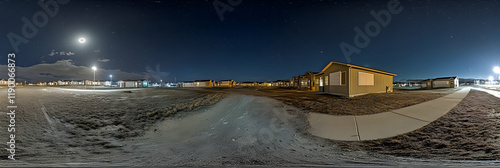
(301, 72), (319, 91)
(313, 73), (325, 92)
(117, 80), (138, 88)
(181, 81), (194, 87)
(117, 80), (148, 88)
(86, 80), (104, 86)
(194, 80), (214, 88)
(421, 76), (459, 89)
(239, 81), (258, 87)
(290, 77), (299, 89)
(272, 80), (290, 87)
(319, 62), (396, 97)
(259, 82), (272, 87)
(58, 80), (69, 85)
(218, 80), (235, 87)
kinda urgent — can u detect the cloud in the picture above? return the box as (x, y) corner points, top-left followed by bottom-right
(0, 59), (146, 82)
(97, 58), (110, 63)
(48, 50), (75, 56)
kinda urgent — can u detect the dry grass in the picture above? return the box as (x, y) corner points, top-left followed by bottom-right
(339, 90), (500, 160)
(261, 89), (447, 115)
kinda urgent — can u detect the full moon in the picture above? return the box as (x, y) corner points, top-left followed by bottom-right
(78, 38), (86, 43)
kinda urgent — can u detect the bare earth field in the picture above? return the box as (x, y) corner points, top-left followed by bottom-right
(0, 86), (225, 163)
(1, 86), (499, 166)
(339, 90), (500, 160)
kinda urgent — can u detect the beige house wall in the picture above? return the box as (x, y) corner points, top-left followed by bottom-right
(322, 64), (350, 96)
(349, 68), (394, 96)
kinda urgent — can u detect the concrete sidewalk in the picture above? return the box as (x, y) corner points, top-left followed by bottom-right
(308, 87), (471, 141)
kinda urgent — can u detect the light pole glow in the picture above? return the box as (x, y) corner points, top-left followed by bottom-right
(92, 66), (97, 90)
(110, 75), (113, 87)
(494, 66), (500, 74)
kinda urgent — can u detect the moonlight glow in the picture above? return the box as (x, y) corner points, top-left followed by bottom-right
(78, 38), (86, 44)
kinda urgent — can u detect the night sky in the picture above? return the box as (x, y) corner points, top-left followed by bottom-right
(1, 0), (500, 82)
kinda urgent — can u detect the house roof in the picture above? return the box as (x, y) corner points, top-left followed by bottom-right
(303, 71), (319, 76)
(319, 62), (397, 76)
(434, 76), (458, 80)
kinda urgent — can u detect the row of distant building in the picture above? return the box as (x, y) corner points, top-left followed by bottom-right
(3, 61), (487, 97)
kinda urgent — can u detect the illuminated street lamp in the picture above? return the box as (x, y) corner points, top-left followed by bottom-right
(494, 66), (500, 81)
(110, 75), (113, 87)
(92, 66), (97, 90)
(494, 66), (500, 74)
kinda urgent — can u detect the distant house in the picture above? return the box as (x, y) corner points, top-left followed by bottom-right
(319, 62), (396, 97)
(194, 80), (214, 88)
(272, 80), (290, 87)
(218, 80), (235, 87)
(259, 82), (272, 87)
(117, 80), (148, 88)
(86, 80), (104, 86)
(0, 79), (7, 85)
(181, 81), (194, 87)
(58, 80), (68, 85)
(313, 73), (325, 92)
(290, 77), (299, 89)
(240, 81), (257, 87)
(300, 72), (319, 91)
(421, 76), (459, 89)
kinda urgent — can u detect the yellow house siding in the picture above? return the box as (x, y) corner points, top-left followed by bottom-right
(349, 68), (394, 96)
(322, 64), (350, 96)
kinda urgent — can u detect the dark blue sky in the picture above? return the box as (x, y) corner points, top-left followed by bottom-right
(1, 0), (500, 82)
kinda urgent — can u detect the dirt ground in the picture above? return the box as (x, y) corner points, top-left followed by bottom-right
(339, 90), (500, 160)
(0, 87), (225, 163)
(256, 88), (449, 115)
(1, 86), (500, 166)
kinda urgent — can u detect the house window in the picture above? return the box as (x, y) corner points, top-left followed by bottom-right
(329, 71), (346, 86)
(359, 72), (374, 85)
(325, 76), (328, 85)
(341, 71), (346, 85)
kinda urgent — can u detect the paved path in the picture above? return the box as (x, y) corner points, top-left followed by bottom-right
(307, 87), (471, 141)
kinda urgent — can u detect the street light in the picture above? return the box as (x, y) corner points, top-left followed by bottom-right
(92, 66), (97, 90)
(110, 75), (113, 87)
(494, 66), (500, 74)
(494, 66), (500, 81)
